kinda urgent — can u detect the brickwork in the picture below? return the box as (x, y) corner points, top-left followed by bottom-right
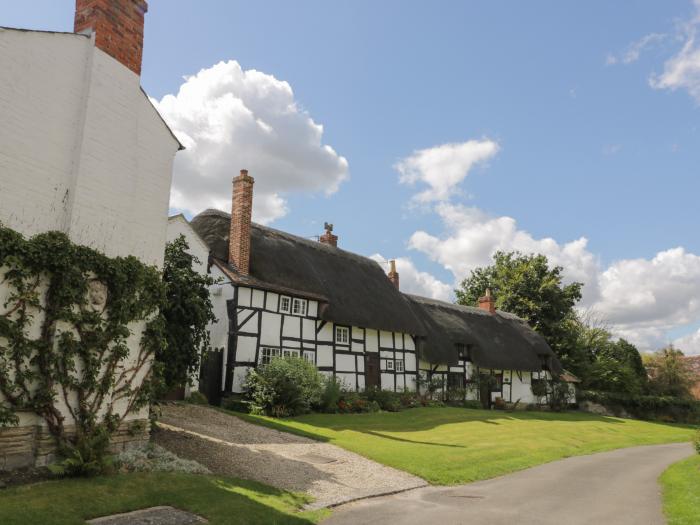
(478, 289), (496, 314)
(229, 170), (255, 275)
(74, 0), (148, 76)
(388, 259), (400, 289)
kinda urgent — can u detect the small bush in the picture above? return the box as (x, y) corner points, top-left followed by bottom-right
(245, 357), (324, 417)
(549, 381), (572, 412)
(693, 431), (700, 455)
(117, 443), (210, 474)
(463, 400), (482, 410)
(186, 391), (209, 405)
(48, 428), (114, 478)
(399, 390), (420, 408)
(364, 388), (402, 412)
(221, 396), (251, 413)
(318, 376), (343, 413)
(579, 390), (700, 423)
(337, 391), (380, 413)
(493, 397), (507, 410)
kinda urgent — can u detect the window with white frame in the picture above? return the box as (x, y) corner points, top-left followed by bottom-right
(303, 350), (315, 364)
(386, 359), (394, 371)
(279, 296), (291, 313)
(335, 326), (349, 344)
(395, 359), (404, 372)
(292, 298), (307, 316)
(259, 347), (280, 365)
(282, 349), (300, 359)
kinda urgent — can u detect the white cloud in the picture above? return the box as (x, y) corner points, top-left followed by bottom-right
(674, 328), (700, 356)
(649, 1), (700, 103)
(606, 33), (666, 65)
(396, 142), (700, 352)
(396, 140), (499, 203)
(154, 60), (349, 224)
(369, 254), (452, 301)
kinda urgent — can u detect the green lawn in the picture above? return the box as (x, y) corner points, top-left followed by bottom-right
(0, 472), (327, 525)
(661, 454), (700, 525)
(240, 407), (697, 485)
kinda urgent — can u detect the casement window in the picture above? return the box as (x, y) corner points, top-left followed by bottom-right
(456, 344), (470, 361)
(279, 296), (291, 314)
(394, 360), (404, 372)
(386, 359), (394, 371)
(303, 351), (315, 364)
(259, 347), (280, 365)
(282, 349), (300, 359)
(335, 326), (349, 344)
(292, 298), (307, 316)
(447, 372), (464, 389)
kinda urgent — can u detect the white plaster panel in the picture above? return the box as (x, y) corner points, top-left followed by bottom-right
(307, 301), (318, 318)
(302, 318), (316, 341)
(365, 329), (378, 352)
(356, 356), (365, 373)
(380, 350), (394, 359)
(351, 340), (365, 353)
(335, 353), (356, 372)
(282, 339), (300, 348)
(381, 373), (395, 391)
(394, 333), (404, 350)
(317, 346), (333, 367)
(317, 322), (333, 342)
(357, 374), (365, 391)
(380, 331), (393, 348)
(238, 287), (252, 308)
(282, 316), (301, 338)
(352, 327), (364, 340)
(266, 292), (279, 311)
(236, 336), (257, 363)
(405, 374), (417, 392)
(237, 311), (258, 333)
(166, 216), (209, 275)
(404, 336), (415, 351)
(232, 366), (250, 393)
(259, 312), (281, 347)
(251, 289), (265, 308)
(404, 353), (416, 373)
(395, 374), (405, 390)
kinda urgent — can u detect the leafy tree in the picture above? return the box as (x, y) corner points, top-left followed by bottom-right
(586, 337), (647, 395)
(157, 235), (217, 392)
(645, 345), (695, 399)
(455, 251), (584, 371)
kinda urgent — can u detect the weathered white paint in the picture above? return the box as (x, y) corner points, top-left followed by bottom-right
(167, 215), (209, 275)
(0, 28), (180, 267)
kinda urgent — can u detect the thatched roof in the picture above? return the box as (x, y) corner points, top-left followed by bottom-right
(190, 209), (426, 335)
(406, 295), (562, 373)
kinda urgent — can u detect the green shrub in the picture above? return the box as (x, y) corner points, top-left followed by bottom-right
(221, 396), (251, 413)
(399, 390), (420, 408)
(463, 400), (482, 409)
(48, 428), (113, 478)
(245, 357), (324, 417)
(693, 431), (700, 455)
(337, 391), (380, 413)
(364, 388), (402, 412)
(549, 381), (572, 412)
(186, 391), (209, 405)
(318, 376), (343, 413)
(579, 390), (700, 423)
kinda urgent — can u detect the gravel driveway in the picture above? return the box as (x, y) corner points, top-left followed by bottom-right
(154, 404), (426, 509)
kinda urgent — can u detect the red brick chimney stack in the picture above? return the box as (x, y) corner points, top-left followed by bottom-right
(229, 169), (255, 275)
(388, 260), (400, 290)
(74, 0), (148, 76)
(478, 288), (496, 314)
(319, 222), (338, 247)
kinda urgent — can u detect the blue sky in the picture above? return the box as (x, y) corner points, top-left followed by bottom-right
(5, 1), (700, 353)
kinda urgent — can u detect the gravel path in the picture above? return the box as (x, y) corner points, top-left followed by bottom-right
(154, 404), (426, 509)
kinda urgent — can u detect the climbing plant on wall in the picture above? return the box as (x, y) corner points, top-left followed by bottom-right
(0, 224), (166, 470)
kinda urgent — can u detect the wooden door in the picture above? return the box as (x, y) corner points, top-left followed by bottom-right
(365, 353), (380, 389)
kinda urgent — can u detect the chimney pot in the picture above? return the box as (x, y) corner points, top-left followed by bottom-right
(74, 0), (149, 76)
(229, 169), (255, 275)
(478, 288), (496, 314)
(388, 259), (400, 290)
(319, 221), (338, 247)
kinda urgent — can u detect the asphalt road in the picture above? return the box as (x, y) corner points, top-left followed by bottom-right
(323, 442), (694, 525)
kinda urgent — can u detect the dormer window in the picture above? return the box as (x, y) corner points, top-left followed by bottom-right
(335, 326), (349, 344)
(292, 298), (307, 316)
(280, 296), (291, 314)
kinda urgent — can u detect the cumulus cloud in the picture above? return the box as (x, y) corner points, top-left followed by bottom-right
(154, 60), (349, 224)
(396, 141), (700, 352)
(649, 1), (700, 103)
(370, 254), (452, 301)
(396, 140), (499, 203)
(674, 328), (700, 356)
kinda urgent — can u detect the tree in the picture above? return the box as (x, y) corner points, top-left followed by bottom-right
(455, 251), (584, 371)
(157, 235), (217, 392)
(586, 336), (647, 395)
(645, 345), (694, 399)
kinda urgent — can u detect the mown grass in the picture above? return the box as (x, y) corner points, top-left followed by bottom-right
(0, 472), (328, 525)
(240, 407), (697, 485)
(661, 454), (700, 525)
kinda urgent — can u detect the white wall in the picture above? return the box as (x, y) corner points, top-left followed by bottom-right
(0, 28), (179, 268)
(166, 215), (209, 275)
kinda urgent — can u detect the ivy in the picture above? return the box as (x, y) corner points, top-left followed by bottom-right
(0, 224), (166, 460)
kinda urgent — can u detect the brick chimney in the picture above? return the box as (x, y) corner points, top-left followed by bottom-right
(388, 260), (400, 289)
(229, 169), (254, 275)
(74, 0), (148, 76)
(478, 288), (496, 314)
(319, 222), (338, 247)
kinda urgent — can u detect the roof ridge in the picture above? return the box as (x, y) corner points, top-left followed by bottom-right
(405, 293), (523, 320)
